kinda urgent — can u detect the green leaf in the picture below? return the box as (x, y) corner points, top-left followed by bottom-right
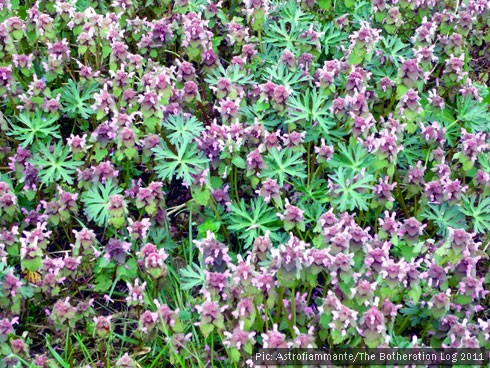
(178, 309), (192, 322)
(457, 97), (490, 133)
(19, 284), (36, 298)
(8, 111), (60, 147)
(94, 272), (113, 292)
(192, 187), (210, 206)
(227, 197), (280, 248)
(329, 167), (375, 212)
(285, 89), (335, 132)
(95, 148), (109, 162)
(232, 156), (246, 169)
(81, 180), (123, 227)
(328, 139), (375, 173)
(163, 114), (204, 145)
(22, 257), (42, 272)
(260, 148), (306, 186)
(408, 284), (422, 304)
(421, 203), (467, 237)
(180, 263), (205, 290)
(117, 258), (138, 281)
(61, 79), (99, 119)
(318, 0), (331, 9)
(152, 138), (208, 186)
(29, 142), (83, 185)
(197, 218), (221, 238)
(348, 46), (366, 65)
(460, 195), (490, 234)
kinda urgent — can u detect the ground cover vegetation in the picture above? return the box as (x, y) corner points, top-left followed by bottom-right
(0, 0), (490, 366)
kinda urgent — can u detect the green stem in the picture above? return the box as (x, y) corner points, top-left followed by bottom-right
(307, 142), (311, 185)
(263, 300), (269, 331)
(446, 118), (460, 131)
(208, 197), (232, 247)
(291, 287), (296, 331)
(274, 287), (285, 324)
(258, 28), (263, 53)
(394, 168), (409, 217)
(233, 165), (239, 203)
(396, 315), (411, 335)
(210, 331), (215, 368)
(420, 317), (434, 342)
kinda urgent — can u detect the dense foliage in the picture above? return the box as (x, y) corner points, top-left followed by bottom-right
(0, 0), (489, 366)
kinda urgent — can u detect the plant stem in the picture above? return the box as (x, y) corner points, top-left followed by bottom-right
(394, 168), (409, 217)
(291, 287), (296, 330)
(396, 315), (411, 335)
(307, 142), (311, 185)
(233, 165), (239, 202)
(274, 287), (285, 324)
(420, 317), (434, 342)
(210, 331), (215, 368)
(208, 197), (232, 247)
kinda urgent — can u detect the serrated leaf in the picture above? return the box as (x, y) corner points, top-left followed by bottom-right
(8, 111), (60, 147)
(152, 138), (208, 186)
(29, 142), (83, 185)
(163, 114), (204, 145)
(329, 167), (375, 212)
(260, 148), (306, 186)
(81, 180), (123, 227)
(227, 197), (280, 248)
(232, 156), (246, 169)
(180, 263), (205, 291)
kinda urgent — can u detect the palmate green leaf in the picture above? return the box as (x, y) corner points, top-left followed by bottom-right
(227, 197), (280, 249)
(320, 23), (348, 57)
(180, 263), (205, 291)
(273, 0), (313, 25)
(421, 203), (467, 237)
(81, 180), (123, 227)
(61, 79), (99, 119)
(29, 142), (83, 185)
(8, 111), (60, 147)
(456, 97), (490, 133)
(260, 148), (306, 186)
(241, 104), (282, 130)
(291, 176), (329, 204)
(204, 63), (255, 87)
(328, 139), (375, 172)
(478, 152), (490, 173)
(460, 195), (490, 234)
(264, 63), (311, 91)
(286, 89), (335, 130)
(163, 114), (204, 145)
(376, 35), (411, 69)
(329, 167), (375, 212)
(152, 138), (208, 186)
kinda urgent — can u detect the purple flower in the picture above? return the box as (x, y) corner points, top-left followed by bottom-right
(256, 178), (281, 203)
(400, 217), (426, 242)
(126, 279), (146, 306)
(429, 290), (451, 318)
(261, 324), (292, 348)
(104, 238), (131, 264)
(223, 320), (256, 350)
(93, 315), (112, 337)
(194, 231), (231, 272)
(373, 176), (396, 202)
(270, 234), (311, 280)
(0, 317), (19, 341)
(277, 199), (305, 231)
(359, 305), (387, 347)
